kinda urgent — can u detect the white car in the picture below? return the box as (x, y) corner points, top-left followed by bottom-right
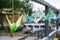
(23, 23), (45, 33)
(23, 24), (32, 32)
(30, 24), (45, 33)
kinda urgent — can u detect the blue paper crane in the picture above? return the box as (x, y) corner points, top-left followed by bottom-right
(23, 11), (36, 22)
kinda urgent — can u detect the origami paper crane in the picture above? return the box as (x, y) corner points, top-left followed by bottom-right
(44, 8), (53, 20)
(24, 11), (36, 22)
(34, 7), (44, 23)
(6, 15), (23, 32)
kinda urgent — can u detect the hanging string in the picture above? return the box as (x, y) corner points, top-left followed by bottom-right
(12, 0), (14, 22)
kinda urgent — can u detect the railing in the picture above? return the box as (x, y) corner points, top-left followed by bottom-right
(41, 29), (57, 40)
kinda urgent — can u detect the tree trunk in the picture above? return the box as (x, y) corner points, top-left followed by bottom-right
(0, 9), (4, 29)
(10, 30), (14, 37)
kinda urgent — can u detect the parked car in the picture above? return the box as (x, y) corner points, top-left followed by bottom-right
(23, 23), (45, 33)
(23, 24), (33, 32)
(30, 24), (45, 33)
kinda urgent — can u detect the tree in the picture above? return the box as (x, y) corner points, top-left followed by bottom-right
(0, 0), (24, 29)
(0, 0), (10, 28)
(23, 0), (33, 16)
(0, 0), (33, 30)
(0, 0), (33, 15)
(0, 0), (24, 9)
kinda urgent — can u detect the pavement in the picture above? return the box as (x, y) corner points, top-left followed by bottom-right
(0, 36), (21, 40)
(0, 36), (37, 40)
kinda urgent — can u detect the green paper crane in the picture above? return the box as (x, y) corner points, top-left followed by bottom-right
(44, 8), (53, 20)
(6, 15), (23, 32)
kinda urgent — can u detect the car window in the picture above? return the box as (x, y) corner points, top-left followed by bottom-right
(40, 25), (45, 28)
(23, 25), (26, 28)
(35, 26), (39, 28)
(28, 25), (33, 28)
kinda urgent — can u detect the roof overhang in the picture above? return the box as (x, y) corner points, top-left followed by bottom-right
(32, 0), (60, 11)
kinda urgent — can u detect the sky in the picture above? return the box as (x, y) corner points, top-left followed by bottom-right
(43, 0), (60, 9)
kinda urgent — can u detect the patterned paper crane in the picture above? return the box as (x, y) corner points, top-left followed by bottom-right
(6, 15), (23, 32)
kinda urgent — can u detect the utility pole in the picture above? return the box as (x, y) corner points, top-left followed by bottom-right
(45, 6), (49, 36)
(56, 11), (59, 37)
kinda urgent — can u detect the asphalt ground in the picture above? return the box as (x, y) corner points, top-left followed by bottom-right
(0, 36), (37, 40)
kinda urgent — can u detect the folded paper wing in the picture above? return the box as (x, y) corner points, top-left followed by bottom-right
(24, 12), (31, 22)
(15, 15), (23, 31)
(6, 15), (12, 30)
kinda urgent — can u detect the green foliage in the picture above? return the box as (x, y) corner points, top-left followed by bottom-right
(14, 0), (24, 10)
(0, 0), (33, 16)
(23, 0), (33, 16)
(0, 0), (24, 9)
(0, 0), (12, 8)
